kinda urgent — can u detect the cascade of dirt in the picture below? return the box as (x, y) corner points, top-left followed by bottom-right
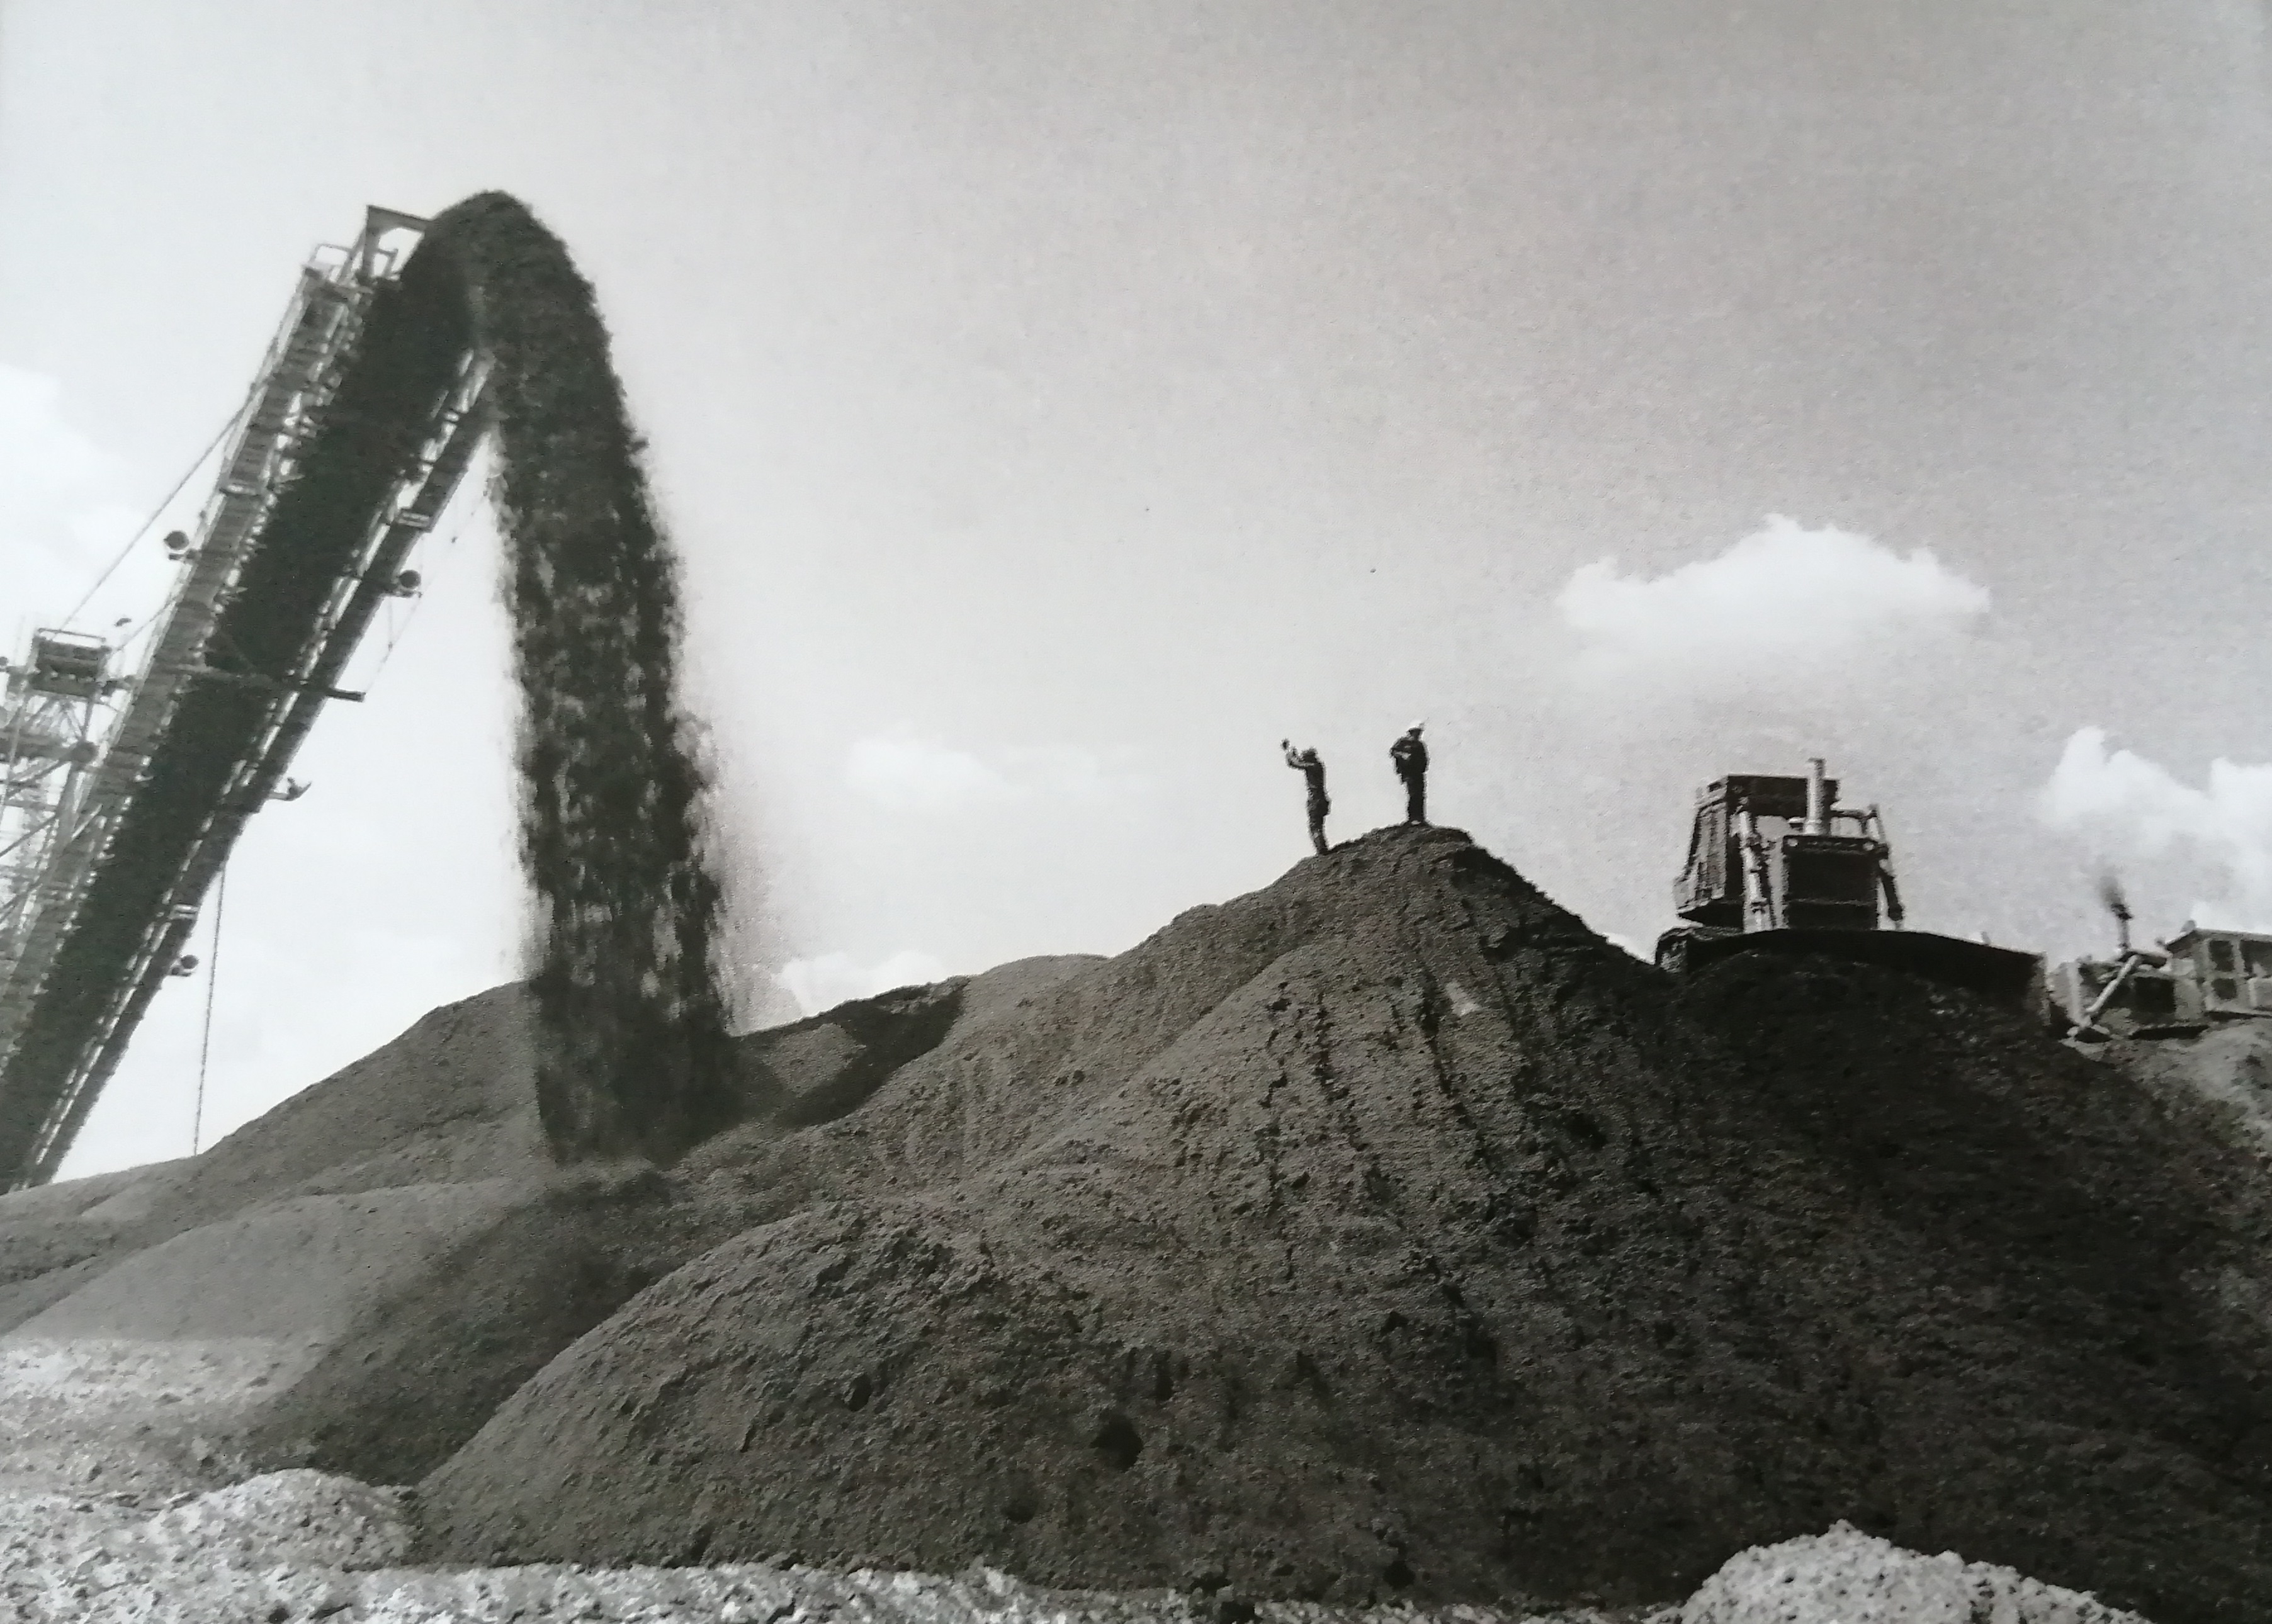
(390, 194), (735, 1163)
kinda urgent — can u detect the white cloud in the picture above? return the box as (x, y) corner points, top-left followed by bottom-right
(2040, 727), (2272, 929)
(847, 736), (1015, 813)
(777, 949), (950, 1017)
(0, 362), (179, 637)
(998, 743), (1126, 801)
(69, 500), (145, 554)
(845, 733), (1138, 815)
(0, 364), (137, 564)
(0, 364), (120, 504)
(1556, 515), (1991, 680)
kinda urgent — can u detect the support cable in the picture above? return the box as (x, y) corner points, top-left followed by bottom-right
(359, 506), (461, 691)
(61, 390), (256, 631)
(191, 865), (226, 1155)
(366, 587), (427, 687)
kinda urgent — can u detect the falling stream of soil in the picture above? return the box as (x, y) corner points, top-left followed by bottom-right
(387, 193), (736, 1164)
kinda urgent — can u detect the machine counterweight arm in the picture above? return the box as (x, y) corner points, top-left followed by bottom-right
(1869, 805), (1906, 928)
(1738, 804), (1778, 931)
(2071, 951), (2149, 1039)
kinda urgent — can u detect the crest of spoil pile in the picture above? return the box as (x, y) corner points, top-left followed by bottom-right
(421, 825), (2272, 1624)
(382, 193), (735, 1163)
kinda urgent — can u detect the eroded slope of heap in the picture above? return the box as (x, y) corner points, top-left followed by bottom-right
(0, 961), (1096, 1496)
(421, 825), (2272, 1624)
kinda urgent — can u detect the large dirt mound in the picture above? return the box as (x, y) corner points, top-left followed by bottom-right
(228, 958), (1103, 1484)
(133, 986), (548, 1238)
(2094, 1020), (2272, 1163)
(0, 1177), (569, 1499)
(1, 960), (1096, 1328)
(1670, 950), (2272, 1610)
(0, 984), (542, 1344)
(421, 826), (2272, 1624)
(0, 958), (1099, 1492)
(0, 1159), (193, 1333)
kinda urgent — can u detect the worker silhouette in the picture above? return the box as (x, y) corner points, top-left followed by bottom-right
(1391, 722), (1428, 824)
(1281, 740), (1330, 855)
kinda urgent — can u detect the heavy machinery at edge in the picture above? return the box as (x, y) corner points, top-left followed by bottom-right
(2049, 877), (2272, 1040)
(0, 207), (489, 1189)
(1654, 758), (2045, 1011)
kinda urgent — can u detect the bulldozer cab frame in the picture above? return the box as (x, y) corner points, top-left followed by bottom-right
(1658, 758), (2043, 1015)
(1673, 769), (1896, 933)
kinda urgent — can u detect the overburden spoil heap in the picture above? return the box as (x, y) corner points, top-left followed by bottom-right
(419, 825), (2272, 1624)
(0, 963), (1097, 1498)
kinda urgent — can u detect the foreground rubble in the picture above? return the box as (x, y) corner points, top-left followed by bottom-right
(0, 1470), (2153, 1623)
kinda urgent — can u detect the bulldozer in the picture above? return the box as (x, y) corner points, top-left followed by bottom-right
(2050, 876), (2272, 1040)
(1654, 758), (2043, 1012)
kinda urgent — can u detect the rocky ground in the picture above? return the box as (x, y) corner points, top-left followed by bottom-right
(0, 1471), (2154, 1623)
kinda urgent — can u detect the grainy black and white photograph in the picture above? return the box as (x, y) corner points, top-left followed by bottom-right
(2, 4), (2270, 1620)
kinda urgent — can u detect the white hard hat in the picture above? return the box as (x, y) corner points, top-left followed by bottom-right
(1409, 720), (1425, 732)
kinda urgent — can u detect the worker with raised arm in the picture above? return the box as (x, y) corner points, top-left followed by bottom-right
(1281, 740), (1330, 855)
(1391, 722), (1428, 825)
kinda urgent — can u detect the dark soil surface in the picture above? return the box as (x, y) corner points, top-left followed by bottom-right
(415, 826), (2272, 1624)
(237, 959), (1099, 1483)
(0, 985), (543, 1341)
(2093, 1020), (2272, 1164)
(236, 1165), (699, 1484)
(1672, 949), (2272, 1617)
(131, 988), (547, 1239)
(0, 959), (1096, 1483)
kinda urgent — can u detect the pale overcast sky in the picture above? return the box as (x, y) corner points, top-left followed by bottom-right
(4, 1), (2270, 1178)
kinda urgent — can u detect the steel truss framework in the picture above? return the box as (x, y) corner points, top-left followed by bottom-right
(0, 207), (487, 1188)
